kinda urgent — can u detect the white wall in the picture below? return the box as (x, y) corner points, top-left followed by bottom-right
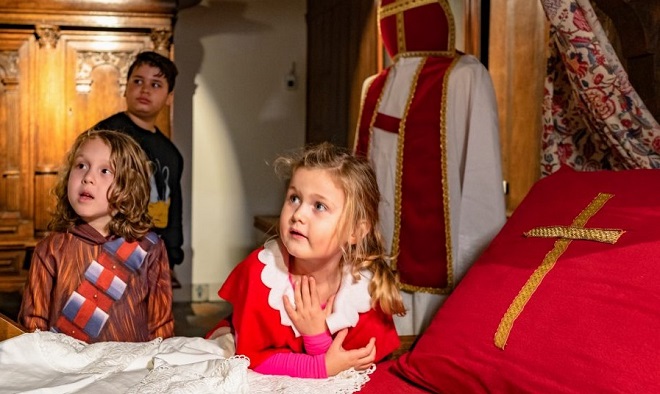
(173, 0), (306, 301)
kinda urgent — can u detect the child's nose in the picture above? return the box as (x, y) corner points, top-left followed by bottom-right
(291, 206), (306, 222)
(82, 172), (94, 184)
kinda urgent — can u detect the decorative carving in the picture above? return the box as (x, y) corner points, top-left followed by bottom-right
(75, 51), (137, 95)
(150, 28), (172, 54)
(0, 51), (19, 90)
(35, 25), (61, 49)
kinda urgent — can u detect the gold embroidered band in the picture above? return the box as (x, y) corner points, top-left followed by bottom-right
(379, 0), (439, 19)
(494, 193), (620, 349)
(524, 226), (624, 244)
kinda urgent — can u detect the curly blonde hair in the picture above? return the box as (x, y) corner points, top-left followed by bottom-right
(49, 129), (153, 241)
(274, 142), (406, 316)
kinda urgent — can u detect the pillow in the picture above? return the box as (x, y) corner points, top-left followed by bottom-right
(393, 167), (660, 393)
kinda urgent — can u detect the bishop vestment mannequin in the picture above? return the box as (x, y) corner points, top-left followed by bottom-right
(355, 0), (506, 335)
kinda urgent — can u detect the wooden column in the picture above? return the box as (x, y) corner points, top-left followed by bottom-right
(489, 0), (548, 215)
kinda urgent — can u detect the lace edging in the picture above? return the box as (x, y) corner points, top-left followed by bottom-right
(259, 239), (373, 337)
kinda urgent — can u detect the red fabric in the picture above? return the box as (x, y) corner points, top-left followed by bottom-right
(217, 247), (400, 370)
(373, 112), (400, 134)
(355, 68), (389, 155)
(397, 57), (453, 289)
(72, 301), (96, 329)
(355, 57), (455, 291)
(78, 281), (113, 311)
(54, 316), (89, 342)
(115, 241), (137, 262)
(394, 167), (660, 392)
(360, 360), (429, 393)
(379, 0), (451, 57)
(97, 253), (130, 282)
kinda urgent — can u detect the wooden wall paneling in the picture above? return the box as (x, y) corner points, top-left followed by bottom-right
(0, 47), (20, 217)
(489, 0), (548, 215)
(347, 2), (379, 147)
(33, 25), (66, 235)
(306, 0), (379, 147)
(0, 31), (33, 239)
(0, 0), (177, 290)
(0, 247), (26, 292)
(307, 1), (349, 146)
(64, 33), (154, 139)
(592, 0), (659, 122)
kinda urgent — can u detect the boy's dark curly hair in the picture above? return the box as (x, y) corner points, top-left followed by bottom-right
(127, 51), (178, 93)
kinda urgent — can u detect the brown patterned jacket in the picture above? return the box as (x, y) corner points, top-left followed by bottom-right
(19, 223), (174, 342)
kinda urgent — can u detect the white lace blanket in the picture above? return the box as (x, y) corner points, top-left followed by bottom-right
(0, 332), (374, 393)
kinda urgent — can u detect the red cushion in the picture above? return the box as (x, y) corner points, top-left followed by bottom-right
(393, 167), (660, 392)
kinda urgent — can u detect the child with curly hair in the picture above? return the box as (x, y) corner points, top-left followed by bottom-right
(19, 129), (174, 343)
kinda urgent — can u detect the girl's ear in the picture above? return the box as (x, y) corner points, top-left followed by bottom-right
(348, 220), (370, 245)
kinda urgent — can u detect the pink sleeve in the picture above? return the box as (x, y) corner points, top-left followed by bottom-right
(254, 352), (327, 378)
(303, 332), (332, 355)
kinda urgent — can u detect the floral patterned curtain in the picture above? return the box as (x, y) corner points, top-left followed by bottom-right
(540, 0), (660, 176)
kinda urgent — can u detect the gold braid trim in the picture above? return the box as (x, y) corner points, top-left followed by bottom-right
(394, 50), (455, 61)
(494, 193), (617, 349)
(397, 10), (406, 54)
(379, 0), (440, 19)
(524, 226), (624, 244)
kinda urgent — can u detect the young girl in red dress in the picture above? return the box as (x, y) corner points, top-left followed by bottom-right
(207, 142), (406, 378)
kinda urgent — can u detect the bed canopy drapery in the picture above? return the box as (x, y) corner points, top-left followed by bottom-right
(540, 0), (660, 176)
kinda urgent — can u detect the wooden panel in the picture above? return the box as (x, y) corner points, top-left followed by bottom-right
(0, 31), (33, 239)
(348, 3), (379, 147)
(34, 173), (57, 235)
(34, 30), (67, 175)
(489, 0), (548, 215)
(0, 312), (26, 341)
(63, 32), (157, 139)
(307, 0), (379, 147)
(0, 1), (176, 291)
(0, 0), (176, 29)
(0, 246), (26, 292)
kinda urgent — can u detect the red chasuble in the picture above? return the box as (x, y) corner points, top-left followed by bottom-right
(356, 56), (457, 291)
(355, 0), (462, 293)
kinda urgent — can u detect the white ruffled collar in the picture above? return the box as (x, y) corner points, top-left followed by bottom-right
(259, 239), (372, 337)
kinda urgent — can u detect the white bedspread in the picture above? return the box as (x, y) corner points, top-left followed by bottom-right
(0, 332), (374, 394)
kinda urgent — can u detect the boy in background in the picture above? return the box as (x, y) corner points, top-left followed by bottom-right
(92, 51), (184, 288)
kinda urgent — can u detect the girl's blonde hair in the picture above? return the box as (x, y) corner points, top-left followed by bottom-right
(274, 142), (406, 316)
(49, 129), (153, 241)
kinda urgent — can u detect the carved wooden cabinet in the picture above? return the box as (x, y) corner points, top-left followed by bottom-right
(0, 0), (177, 291)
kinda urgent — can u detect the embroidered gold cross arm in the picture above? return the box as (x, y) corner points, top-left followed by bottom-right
(524, 226), (624, 244)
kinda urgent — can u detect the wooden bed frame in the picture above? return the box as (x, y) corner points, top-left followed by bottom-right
(0, 312), (26, 341)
